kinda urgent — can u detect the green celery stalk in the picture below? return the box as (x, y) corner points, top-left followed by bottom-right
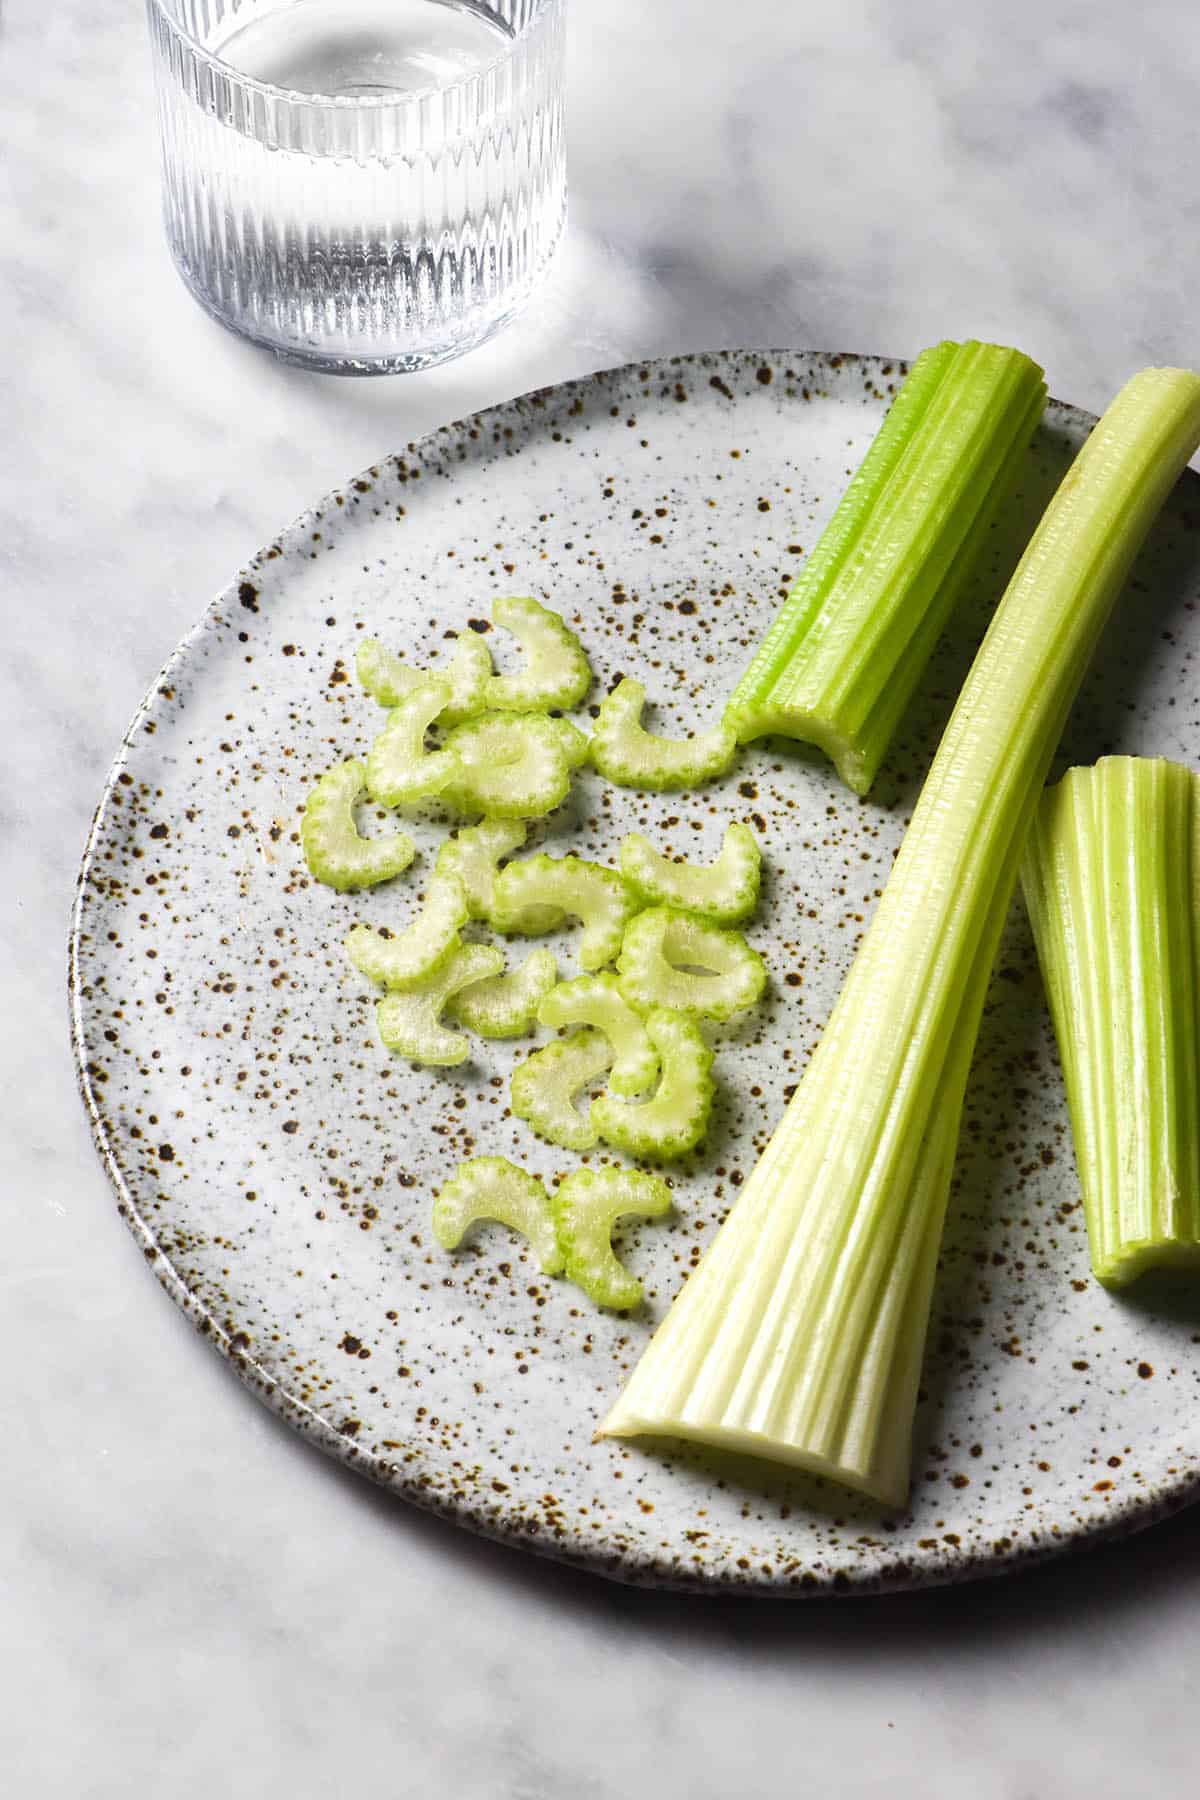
(725, 339), (1047, 794)
(601, 368), (1200, 1506)
(1022, 756), (1200, 1286)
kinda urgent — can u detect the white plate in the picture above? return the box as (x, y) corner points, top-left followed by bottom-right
(71, 350), (1200, 1593)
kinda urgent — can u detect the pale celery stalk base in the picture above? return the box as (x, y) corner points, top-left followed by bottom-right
(602, 369), (1200, 1506)
(603, 896), (992, 1505)
(1022, 756), (1200, 1288)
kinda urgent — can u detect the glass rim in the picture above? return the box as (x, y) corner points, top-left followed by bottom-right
(146, 0), (559, 112)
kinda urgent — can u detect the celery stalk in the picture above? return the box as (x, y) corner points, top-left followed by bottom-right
(725, 340), (1047, 794)
(1022, 756), (1200, 1286)
(601, 368), (1200, 1506)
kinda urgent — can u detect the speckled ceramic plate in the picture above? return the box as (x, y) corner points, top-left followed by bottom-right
(71, 351), (1200, 1594)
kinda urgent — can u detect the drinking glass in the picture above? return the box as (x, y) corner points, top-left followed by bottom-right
(146, 0), (567, 373)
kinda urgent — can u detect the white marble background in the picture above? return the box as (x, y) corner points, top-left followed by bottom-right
(5, 0), (1200, 1793)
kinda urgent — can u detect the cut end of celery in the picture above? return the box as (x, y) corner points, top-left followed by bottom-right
(1096, 1237), (1200, 1290)
(725, 703), (874, 794)
(596, 1405), (907, 1508)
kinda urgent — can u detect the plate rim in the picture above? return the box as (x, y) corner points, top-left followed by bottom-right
(68, 346), (1200, 1596)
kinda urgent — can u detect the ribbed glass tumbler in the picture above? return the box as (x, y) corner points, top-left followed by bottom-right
(146, 0), (566, 373)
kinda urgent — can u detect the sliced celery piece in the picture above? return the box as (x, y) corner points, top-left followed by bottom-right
(434, 819), (531, 922)
(617, 907), (766, 1020)
(538, 973), (659, 1097)
(434, 819), (563, 934)
(492, 853), (640, 971)
(344, 871), (468, 990)
(1022, 756), (1200, 1287)
(442, 714), (572, 819)
(591, 1009), (715, 1162)
(433, 1156), (564, 1275)
(724, 339), (1048, 795)
(300, 758), (415, 892)
(364, 675), (459, 806)
(619, 822), (762, 925)
(545, 715), (591, 770)
(485, 597), (592, 712)
(510, 1028), (614, 1152)
(552, 1169), (672, 1310)
(601, 367), (1200, 1506)
(448, 948), (558, 1039)
(356, 631), (492, 726)
(376, 943), (503, 1066)
(591, 678), (737, 791)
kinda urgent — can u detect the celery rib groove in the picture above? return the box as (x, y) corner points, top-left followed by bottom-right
(724, 340), (1048, 795)
(1022, 756), (1200, 1286)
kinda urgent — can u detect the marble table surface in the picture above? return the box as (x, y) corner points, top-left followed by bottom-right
(6, 1), (1200, 1793)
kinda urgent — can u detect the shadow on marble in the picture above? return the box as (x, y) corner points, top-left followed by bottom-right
(220, 1349), (1200, 1645)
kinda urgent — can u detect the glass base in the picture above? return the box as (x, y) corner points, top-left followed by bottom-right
(173, 241), (561, 376)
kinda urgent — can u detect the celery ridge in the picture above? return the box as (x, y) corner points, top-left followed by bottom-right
(725, 340), (1048, 795)
(1022, 756), (1200, 1286)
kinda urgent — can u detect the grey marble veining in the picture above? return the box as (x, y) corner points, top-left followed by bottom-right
(5, 0), (1200, 1793)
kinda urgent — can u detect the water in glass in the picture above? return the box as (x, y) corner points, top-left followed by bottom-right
(217, 0), (509, 96)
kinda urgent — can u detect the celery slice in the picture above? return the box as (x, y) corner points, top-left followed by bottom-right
(616, 907), (766, 1020)
(434, 820), (564, 934)
(344, 871), (468, 990)
(724, 340), (1048, 795)
(591, 1009), (715, 1162)
(448, 948), (558, 1038)
(376, 943), (503, 1066)
(619, 822), (762, 925)
(485, 597), (592, 712)
(1022, 756), (1200, 1286)
(538, 973), (659, 1097)
(552, 1169), (673, 1310)
(364, 676), (459, 806)
(433, 1156), (564, 1275)
(601, 367), (1200, 1506)
(436, 817), (562, 934)
(591, 678), (737, 791)
(356, 630), (493, 726)
(442, 714), (572, 819)
(434, 819), (531, 922)
(510, 1028), (614, 1152)
(300, 758), (415, 892)
(492, 853), (640, 971)
(545, 715), (591, 770)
